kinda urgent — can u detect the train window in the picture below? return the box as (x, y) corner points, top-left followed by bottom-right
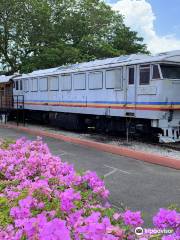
(140, 65), (150, 85)
(160, 64), (180, 79)
(152, 65), (160, 79)
(24, 79), (29, 92)
(128, 67), (135, 85)
(89, 71), (103, 89)
(105, 69), (122, 89)
(39, 77), (48, 91)
(61, 74), (72, 91)
(20, 80), (23, 90)
(49, 76), (59, 91)
(74, 73), (86, 90)
(15, 81), (19, 90)
(31, 78), (38, 92)
(23, 80), (26, 91)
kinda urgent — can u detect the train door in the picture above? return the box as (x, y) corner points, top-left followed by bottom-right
(125, 65), (136, 116)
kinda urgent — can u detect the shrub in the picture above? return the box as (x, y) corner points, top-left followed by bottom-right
(0, 138), (179, 239)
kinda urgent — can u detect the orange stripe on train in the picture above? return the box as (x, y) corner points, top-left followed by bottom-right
(23, 102), (180, 111)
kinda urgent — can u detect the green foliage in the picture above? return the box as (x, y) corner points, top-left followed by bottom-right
(48, 177), (60, 186)
(80, 189), (92, 200)
(0, 138), (15, 150)
(0, 172), (6, 181)
(168, 204), (180, 212)
(56, 185), (66, 191)
(74, 200), (83, 209)
(33, 189), (49, 203)
(102, 208), (115, 219)
(0, 197), (12, 227)
(0, 180), (19, 192)
(0, 0), (149, 74)
(20, 236), (27, 240)
(13, 189), (29, 207)
(149, 235), (162, 240)
(45, 198), (60, 212)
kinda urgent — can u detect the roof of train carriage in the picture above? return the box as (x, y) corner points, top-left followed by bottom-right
(2, 50), (180, 81)
(0, 75), (19, 84)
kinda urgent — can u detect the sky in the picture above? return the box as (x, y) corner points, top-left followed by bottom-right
(106, 0), (180, 54)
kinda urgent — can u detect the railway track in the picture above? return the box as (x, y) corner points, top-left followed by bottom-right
(80, 131), (180, 152)
(160, 142), (180, 151)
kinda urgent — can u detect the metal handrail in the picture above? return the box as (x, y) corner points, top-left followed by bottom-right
(0, 92), (25, 126)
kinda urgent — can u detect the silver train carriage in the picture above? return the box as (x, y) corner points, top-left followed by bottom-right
(4, 50), (180, 142)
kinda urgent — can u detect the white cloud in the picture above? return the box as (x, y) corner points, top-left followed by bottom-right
(109, 0), (180, 54)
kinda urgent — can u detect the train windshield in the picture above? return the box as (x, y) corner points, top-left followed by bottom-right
(160, 64), (180, 79)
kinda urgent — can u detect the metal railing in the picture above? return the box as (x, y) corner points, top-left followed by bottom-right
(0, 91), (25, 125)
(13, 95), (25, 126)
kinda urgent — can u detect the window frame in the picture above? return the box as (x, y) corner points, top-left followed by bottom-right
(39, 77), (48, 92)
(151, 64), (162, 80)
(88, 71), (103, 90)
(20, 80), (23, 91)
(139, 64), (151, 85)
(105, 68), (123, 90)
(128, 66), (135, 85)
(61, 74), (72, 91)
(73, 72), (86, 90)
(31, 78), (38, 92)
(49, 75), (59, 91)
(15, 80), (19, 91)
(24, 79), (29, 92)
(159, 63), (180, 80)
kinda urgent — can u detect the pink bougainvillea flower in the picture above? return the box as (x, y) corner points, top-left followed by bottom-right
(123, 210), (144, 227)
(0, 138), (179, 240)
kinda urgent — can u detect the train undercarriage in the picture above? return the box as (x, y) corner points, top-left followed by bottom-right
(8, 110), (162, 142)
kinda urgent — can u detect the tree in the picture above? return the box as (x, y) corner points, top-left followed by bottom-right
(0, 0), (52, 73)
(0, 0), (19, 73)
(0, 0), (149, 74)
